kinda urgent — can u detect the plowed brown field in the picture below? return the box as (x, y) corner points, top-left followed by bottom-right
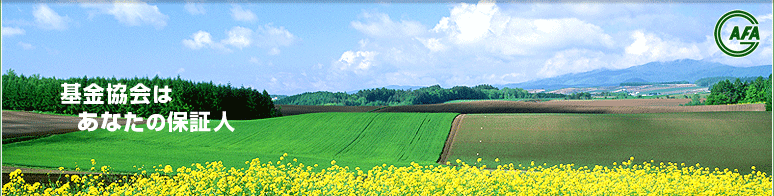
(2, 111), (146, 139)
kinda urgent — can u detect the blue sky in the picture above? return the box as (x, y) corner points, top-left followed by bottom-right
(2, 1), (772, 95)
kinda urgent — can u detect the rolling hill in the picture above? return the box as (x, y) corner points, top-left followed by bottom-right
(2, 113), (458, 172)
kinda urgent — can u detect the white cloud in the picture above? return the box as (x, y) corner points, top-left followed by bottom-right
(222, 26), (253, 49)
(183, 24), (297, 53)
(255, 24), (298, 48)
(17, 41), (35, 50)
(429, 1), (614, 56)
(231, 5), (257, 22)
(177, 68), (185, 73)
(624, 30), (702, 64)
(336, 50), (378, 75)
(2, 27), (25, 37)
(330, 0), (622, 87)
(250, 56), (260, 64)
(33, 4), (70, 30)
(432, 0), (498, 43)
(268, 47), (281, 55)
(538, 49), (608, 78)
(416, 38), (445, 52)
(184, 3), (205, 15)
(182, 30), (214, 49)
(758, 13), (772, 23)
(82, 2), (169, 29)
(351, 12), (427, 38)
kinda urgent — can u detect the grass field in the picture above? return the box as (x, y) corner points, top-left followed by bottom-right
(2, 112), (458, 173)
(447, 112), (772, 174)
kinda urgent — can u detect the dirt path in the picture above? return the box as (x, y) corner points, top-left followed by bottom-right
(2, 166), (137, 184)
(438, 114), (465, 164)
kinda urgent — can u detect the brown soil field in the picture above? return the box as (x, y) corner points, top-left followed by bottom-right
(540, 99), (696, 106)
(275, 105), (383, 116)
(2, 111), (147, 139)
(373, 100), (764, 114)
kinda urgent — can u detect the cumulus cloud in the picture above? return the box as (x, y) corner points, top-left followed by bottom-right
(432, 0), (498, 43)
(33, 4), (70, 30)
(337, 0), (756, 89)
(184, 3), (206, 15)
(231, 5), (257, 22)
(83, 1), (168, 29)
(182, 24), (297, 53)
(2, 27), (25, 37)
(335, 0), (622, 87)
(351, 12), (427, 38)
(624, 30), (703, 64)
(223, 26), (253, 49)
(254, 24), (298, 48)
(182, 30), (214, 49)
(431, 1), (614, 55)
(336, 50), (379, 75)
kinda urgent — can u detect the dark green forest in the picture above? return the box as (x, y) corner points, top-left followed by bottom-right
(703, 75), (772, 111)
(274, 84), (570, 106)
(2, 70), (281, 120)
(695, 76), (762, 87)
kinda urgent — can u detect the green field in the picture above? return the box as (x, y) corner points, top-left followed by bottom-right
(3, 112), (458, 172)
(448, 112), (772, 174)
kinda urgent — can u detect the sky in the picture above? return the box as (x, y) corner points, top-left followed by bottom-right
(2, 1), (772, 95)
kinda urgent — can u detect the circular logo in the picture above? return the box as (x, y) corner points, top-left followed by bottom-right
(714, 10), (760, 57)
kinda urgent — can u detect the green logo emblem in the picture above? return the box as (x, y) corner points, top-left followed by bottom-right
(714, 10), (760, 57)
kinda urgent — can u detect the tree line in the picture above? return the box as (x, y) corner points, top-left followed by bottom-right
(703, 74), (772, 111)
(2, 69), (281, 120)
(695, 76), (761, 88)
(274, 84), (574, 106)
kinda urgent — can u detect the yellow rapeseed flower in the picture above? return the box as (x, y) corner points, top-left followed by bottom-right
(2, 156), (770, 196)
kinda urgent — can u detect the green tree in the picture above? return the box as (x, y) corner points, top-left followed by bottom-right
(706, 80), (735, 105)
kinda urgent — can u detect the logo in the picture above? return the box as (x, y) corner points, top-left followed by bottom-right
(714, 10), (760, 57)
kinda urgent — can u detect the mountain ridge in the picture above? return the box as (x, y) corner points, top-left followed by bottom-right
(495, 59), (771, 90)
(340, 59), (771, 94)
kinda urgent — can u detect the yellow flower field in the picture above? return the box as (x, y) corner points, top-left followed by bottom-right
(3, 155), (771, 196)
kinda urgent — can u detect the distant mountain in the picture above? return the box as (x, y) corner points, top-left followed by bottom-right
(346, 85), (426, 94)
(496, 59), (772, 90)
